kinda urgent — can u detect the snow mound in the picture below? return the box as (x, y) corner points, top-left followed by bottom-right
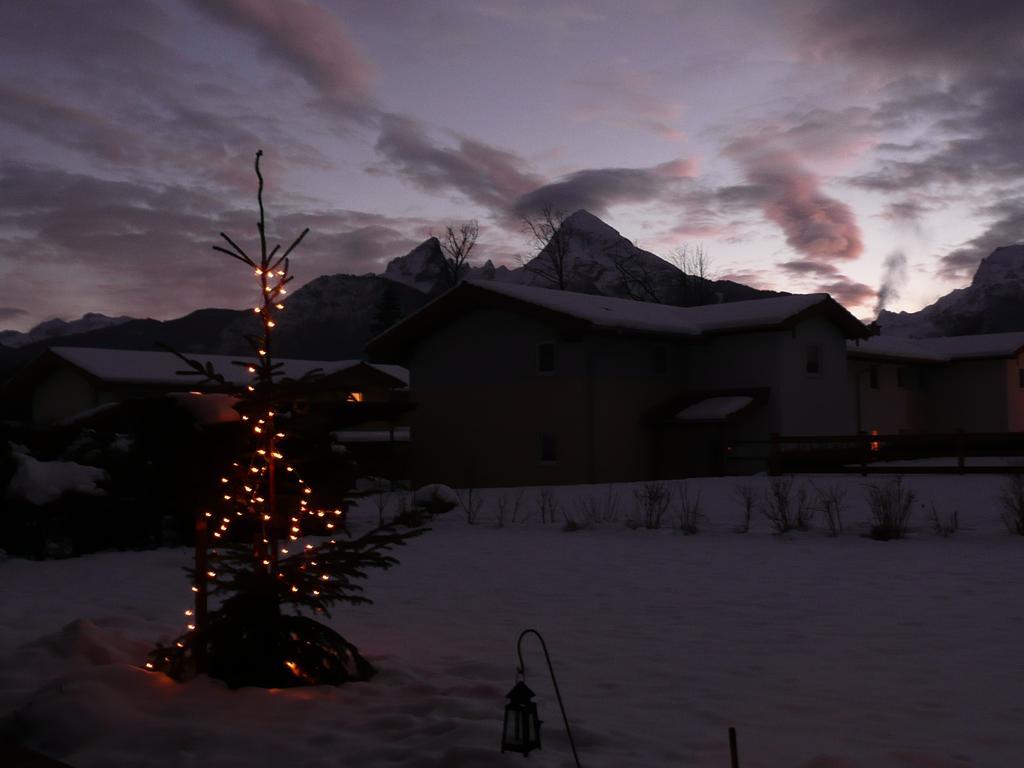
(6, 445), (106, 506)
(413, 483), (459, 506)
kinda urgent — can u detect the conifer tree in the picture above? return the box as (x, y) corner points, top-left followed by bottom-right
(147, 151), (440, 688)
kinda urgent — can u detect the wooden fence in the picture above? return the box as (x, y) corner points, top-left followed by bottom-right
(721, 431), (1024, 475)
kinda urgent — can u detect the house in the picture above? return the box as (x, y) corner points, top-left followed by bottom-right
(368, 280), (868, 487)
(5, 346), (410, 429)
(847, 331), (1024, 433)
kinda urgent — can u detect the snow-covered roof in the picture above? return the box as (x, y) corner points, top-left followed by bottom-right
(674, 396), (754, 422)
(47, 347), (408, 387)
(915, 332), (1024, 360)
(846, 337), (949, 363)
(464, 281), (847, 337)
(848, 332), (1024, 362)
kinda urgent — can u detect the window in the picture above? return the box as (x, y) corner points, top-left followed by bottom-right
(537, 342), (555, 373)
(1018, 368), (1024, 389)
(805, 344), (821, 376)
(346, 391), (364, 403)
(868, 366), (880, 390)
(918, 368), (928, 391)
(539, 432), (557, 463)
(896, 367), (906, 389)
(653, 345), (668, 375)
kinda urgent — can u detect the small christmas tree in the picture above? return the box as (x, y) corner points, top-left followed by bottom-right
(147, 151), (440, 688)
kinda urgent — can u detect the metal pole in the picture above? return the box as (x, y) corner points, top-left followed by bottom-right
(728, 726), (739, 768)
(516, 629), (582, 768)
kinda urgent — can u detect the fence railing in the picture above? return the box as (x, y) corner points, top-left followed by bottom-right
(722, 431), (1024, 475)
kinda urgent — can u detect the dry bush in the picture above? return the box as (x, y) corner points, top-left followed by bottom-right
(632, 482), (670, 529)
(733, 484), (755, 533)
(494, 490), (527, 527)
(456, 486), (483, 525)
(535, 488), (561, 524)
(998, 475), (1024, 535)
(865, 477), (915, 540)
(811, 482), (847, 537)
(761, 476), (797, 534)
(675, 481), (703, 535)
(926, 502), (959, 537)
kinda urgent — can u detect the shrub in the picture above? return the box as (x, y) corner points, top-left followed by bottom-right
(865, 477), (915, 540)
(495, 490), (527, 527)
(455, 486), (483, 525)
(675, 481), (703, 535)
(811, 482), (847, 537)
(998, 474), (1024, 535)
(536, 488), (561, 525)
(632, 482), (670, 529)
(761, 476), (797, 534)
(794, 485), (814, 531)
(733, 484), (755, 533)
(926, 502), (959, 537)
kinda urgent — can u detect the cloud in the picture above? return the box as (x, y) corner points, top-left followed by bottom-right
(0, 307), (27, 322)
(370, 114), (544, 215)
(570, 66), (686, 140)
(937, 197), (1024, 280)
(185, 0), (375, 116)
(371, 114), (694, 222)
(0, 84), (138, 163)
(0, 161), (430, 325)
(819, 278), (876, 308)
(726, 138), (863, 264)
(795, 0), (1024, 74)
(511, 159), (695, 218)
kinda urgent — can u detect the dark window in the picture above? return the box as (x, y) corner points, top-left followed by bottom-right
(918, 368), (928, 391)
(537, 342), (555, 373)
(805, 345), (821, 376)
(1019, 368), (1024, 389)
(869, 366), (880, 390)
(539, 432), (557, 463)
(653, 345), (668, 375)
(896, 367), (906, 389)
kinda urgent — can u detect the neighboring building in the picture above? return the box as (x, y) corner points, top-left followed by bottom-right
(5, 346), (409, 427)
(848, 332), (1024, 434)
(368, 281), (868, 487)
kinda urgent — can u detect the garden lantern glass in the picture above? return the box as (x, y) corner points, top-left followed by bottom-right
(501, 680), (542, 755)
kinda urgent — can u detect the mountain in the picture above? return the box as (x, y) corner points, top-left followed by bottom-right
(511, 209), (775, 304)
(0, 313), (134, 348)
(878, 244), (1024, 337)
(0, 209), (776, 377)
(383, 237), (447, 294)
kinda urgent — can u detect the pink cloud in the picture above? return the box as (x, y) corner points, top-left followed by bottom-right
(187, 0), (374, 110)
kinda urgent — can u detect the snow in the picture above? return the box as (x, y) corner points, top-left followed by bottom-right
(1, 474), (1022, 767)
(675, 396), (753, 421)
(333, 427), (410, 443)
(466, 280), (831, 337)
(847, 337), (949, 363)
(5, 444), (106, 505)
(48, 347), (409, 387)
(850, 332), (1024, 362)
(914, 331), (1024, 360)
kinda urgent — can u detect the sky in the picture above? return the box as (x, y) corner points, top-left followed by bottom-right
(1, 0), (1022, 331)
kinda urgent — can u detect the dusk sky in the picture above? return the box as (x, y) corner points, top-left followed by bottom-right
(1, 0), (1022, 330)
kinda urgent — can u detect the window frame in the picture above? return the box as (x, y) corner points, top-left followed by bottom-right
(537, 341), (556, 374)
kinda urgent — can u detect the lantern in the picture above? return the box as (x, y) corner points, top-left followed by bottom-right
(501, 680), (542, 755)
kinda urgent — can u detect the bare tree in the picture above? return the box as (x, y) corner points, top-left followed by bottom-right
(612, 240), (665, 303)
(437, 220), (479, 288)
(670, 243), (718, 306)
(519, 205), (575, 290)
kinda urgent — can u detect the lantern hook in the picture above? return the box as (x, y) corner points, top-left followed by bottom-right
(516, 628), (582, 768)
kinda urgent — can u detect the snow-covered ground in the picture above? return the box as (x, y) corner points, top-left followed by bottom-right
(1, 474), (1023, 768)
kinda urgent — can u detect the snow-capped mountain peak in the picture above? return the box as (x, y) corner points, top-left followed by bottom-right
(382, 237), (447, 293)
(878, 243), (1024, 337)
